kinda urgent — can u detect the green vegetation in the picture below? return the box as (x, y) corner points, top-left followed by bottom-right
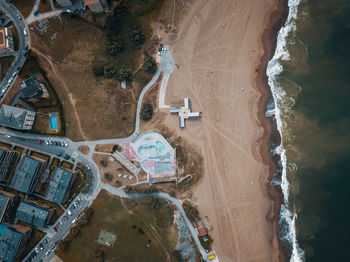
(142, 55), (157, 73)
(182, 202), (199, 222)
(94, 0), (162, 83)
(56, 190), (178, 262)
(77, 163), (93, 194)
(200, 234), (214, 250)
(141, 103), (153, 121)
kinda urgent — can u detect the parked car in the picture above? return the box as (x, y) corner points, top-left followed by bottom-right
(34, 10), (39, 16)
(72, 218), (77, 224)
(45, 250), (50, 256)
(67, 210), (72, 215)
(53, 227), (57, 232)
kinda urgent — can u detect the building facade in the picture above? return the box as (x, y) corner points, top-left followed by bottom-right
(0, 147), (16, 182)
(0, 105), (36, 130)
(85, 0), (107, 13)
(0, 28), (14, 53)
(0, 190), (18, 223)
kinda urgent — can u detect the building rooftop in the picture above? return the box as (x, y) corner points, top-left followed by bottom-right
(170, 98), (200, 128)
(19, 74), (46, 100)
(0, 149), (6, 164)
(11, 156), (42, 193)
(0, 193), (9, 221)
(45, 167), (74, 204)
(0, 105), (36, 130)
(16, 202), (50, 228)
(0, 29), (5, 47)
(0, 224), (23, 262)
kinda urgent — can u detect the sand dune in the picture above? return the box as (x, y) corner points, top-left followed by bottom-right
(162, 0), (283, 261)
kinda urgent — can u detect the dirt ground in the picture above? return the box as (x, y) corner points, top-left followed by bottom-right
(95, 144), (115, 153)
(12, 0), (35, 18)
(92, 153), (137, 187)
(38, 0), (52, 13)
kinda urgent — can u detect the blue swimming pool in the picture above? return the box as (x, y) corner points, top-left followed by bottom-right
(50, 116), (58, 130)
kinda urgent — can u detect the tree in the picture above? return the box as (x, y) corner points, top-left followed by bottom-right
(104, 65), (116, 79)
(104, 172), (112, 181)
(92, 66), (104, 76)
(117, 70), (132, 83)
(141, 103), (153, 121)
(107, 39), (123, 56)
(100, 159), (108, 167)
(142, 56), (157, 73)
(132, 26), (145, 47)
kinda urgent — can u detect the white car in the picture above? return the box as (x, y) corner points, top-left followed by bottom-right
(123, 175), (128, 179)
(45, 250), (51, 256)
(59, 220), (63, 225)
(72, 218), (77, 224)
(129, 176), (133, 180)
(67, 210), (72, 215)
(118, 173), (122, 178)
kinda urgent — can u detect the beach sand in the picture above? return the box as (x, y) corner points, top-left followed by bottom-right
(160, 0), (286, 261)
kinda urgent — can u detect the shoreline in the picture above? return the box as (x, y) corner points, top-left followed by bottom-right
(254, 0), (289, 261)
(160, 0), (291, 260)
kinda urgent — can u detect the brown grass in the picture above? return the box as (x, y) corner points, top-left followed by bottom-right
(30, 15), (142, 140)
(94, 144), (115, 153)
(92, 153), (136, 187)
(12, 0), (35, 18)
(38, 0), (52, 13)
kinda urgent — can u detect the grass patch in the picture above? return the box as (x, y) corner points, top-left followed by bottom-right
(12, 0), (35, 18)
(56, 190), (178, 262)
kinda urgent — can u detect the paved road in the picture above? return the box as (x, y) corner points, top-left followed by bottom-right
(24, 196), (88, 262)
(0, 0), (29, 101)
(159, 46), (174, 108)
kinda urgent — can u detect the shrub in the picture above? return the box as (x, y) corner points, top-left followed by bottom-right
(100, 159), (108, 167)
(92, 66), (104, 76)
(104, 172), (112, 181)
(142, 56), (157, 73)
(141, 103), (153, 121)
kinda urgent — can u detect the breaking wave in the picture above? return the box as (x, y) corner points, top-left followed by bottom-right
(266, 0), (305, 261)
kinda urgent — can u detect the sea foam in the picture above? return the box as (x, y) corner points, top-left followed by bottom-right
(266, 0), (305, 261)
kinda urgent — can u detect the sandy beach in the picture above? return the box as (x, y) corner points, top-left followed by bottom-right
(161, 0), (286, 261)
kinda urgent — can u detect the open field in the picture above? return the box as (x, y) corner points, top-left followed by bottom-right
(12, 0), (35, 18)
(30, 15), (143, 140)
(56, 190), (178, 262)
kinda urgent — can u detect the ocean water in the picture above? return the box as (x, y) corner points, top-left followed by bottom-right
(267, 0), (350, 261)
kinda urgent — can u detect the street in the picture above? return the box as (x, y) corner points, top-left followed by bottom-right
(0, 0), (29, 101)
